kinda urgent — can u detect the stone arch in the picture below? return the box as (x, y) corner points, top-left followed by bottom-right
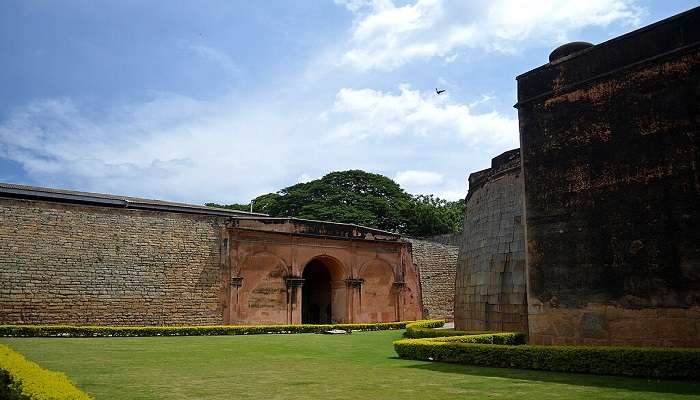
(237, 251), (289, 324)
(301, 255), (348, 324)
(302, 255), (346, 280)
(357, 258), (397, 322)
(237, 251), (290, 277)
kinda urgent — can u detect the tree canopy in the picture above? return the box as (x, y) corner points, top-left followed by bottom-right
(206, 170), (463, 237)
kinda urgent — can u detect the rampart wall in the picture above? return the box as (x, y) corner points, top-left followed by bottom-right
(516, 8), (700, 347)
(408, 239), (458, 320)
(454, 149), (527, 332)
(0, 198), (225, 325)
(421, 233), (463, 247)
(0, 192), (424, 326)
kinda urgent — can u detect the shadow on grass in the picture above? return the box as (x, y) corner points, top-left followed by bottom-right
(392, 358), (700, 395)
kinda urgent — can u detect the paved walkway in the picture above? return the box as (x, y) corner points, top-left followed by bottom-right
(435, 322), (454, 330)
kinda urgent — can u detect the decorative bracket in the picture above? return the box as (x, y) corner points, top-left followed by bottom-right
(285, 277), (305, 288)
(345, 278), (364, 288)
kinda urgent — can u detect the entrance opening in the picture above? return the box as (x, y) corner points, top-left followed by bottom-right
(302, 259), (332, 324)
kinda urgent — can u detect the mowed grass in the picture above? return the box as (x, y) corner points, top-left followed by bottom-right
(2, 330), (700, 400)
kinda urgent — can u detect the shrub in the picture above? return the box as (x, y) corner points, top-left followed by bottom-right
(393, 338), (700, 380)
(0, 321), (415, 338)
(431, 332), (527, 345)
(403, 320), (491, 339)
(0, 344), (92, 400)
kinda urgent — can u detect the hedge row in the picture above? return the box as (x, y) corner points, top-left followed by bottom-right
(403, 320), (490, 339)
(430, 332), (527, 345)
(394, 338), (700, 380)
(0, 344), (92, 400)
(0, 321), (412, 338)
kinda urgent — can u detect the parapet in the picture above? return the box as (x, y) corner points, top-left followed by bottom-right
(467, 148), (520, 200)
(516, 7), (700, 107)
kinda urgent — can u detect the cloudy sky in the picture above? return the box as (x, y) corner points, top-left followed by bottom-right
(1, 1), (697, 205)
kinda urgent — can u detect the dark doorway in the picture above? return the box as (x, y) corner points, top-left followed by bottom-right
(302, 259), (332, 324)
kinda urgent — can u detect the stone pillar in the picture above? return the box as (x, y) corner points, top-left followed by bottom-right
(220, 229), (231, 324)
(393, 281), (406, 322)
(345, 278), (363, 323)
(226, 229), (242, 324)
(285, 277), (304, 324)
(229, 277), (243, 325)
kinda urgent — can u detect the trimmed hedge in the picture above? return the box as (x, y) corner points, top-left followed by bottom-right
(0, 321), (413, 338)
(396, 320), (700, 380)
(430, 332), (527, 345)
(403, 320), (490, 339)
(394, 338), (700, 380)
(0, 344), (92, 400)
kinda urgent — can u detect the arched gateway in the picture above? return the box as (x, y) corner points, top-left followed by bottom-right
(302, 259), (332, 324)
(223, 217), (423, 325)
(301, 256), (344, 324)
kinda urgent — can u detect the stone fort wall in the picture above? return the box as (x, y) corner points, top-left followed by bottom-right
(408, 239), (458, 320)
(421, 233), (463, 247)
(0, 193), (425, 326)
(0, 197), (226, 325)
(517, 9), (700, 347)
(454, 149), (527, 332)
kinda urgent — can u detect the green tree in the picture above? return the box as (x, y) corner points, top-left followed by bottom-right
(209, 170), (464, 237)
(402, 195), (463, 237)
(204, 202), (251, 212)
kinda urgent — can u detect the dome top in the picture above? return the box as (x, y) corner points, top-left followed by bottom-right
(549, 41), (594, 62)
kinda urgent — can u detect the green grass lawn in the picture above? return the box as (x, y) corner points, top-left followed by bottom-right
(2, 330), (699, 400)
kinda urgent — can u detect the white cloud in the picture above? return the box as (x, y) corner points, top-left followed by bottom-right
(0, 85), (517, 205)
(395, 170), (443, 186)
(323, 84), (517, 146)
(334, 0), (387, 13)
(0, 95), (297, 204)
(319, 84), (517, 200)
(339, 0), (644, 70)
(188, 44), (242, 77)
(435, 189), (466, 201)
(297, 173), (315, 183)
(469, 93), (495, 108)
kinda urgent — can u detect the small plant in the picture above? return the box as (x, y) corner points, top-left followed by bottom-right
(0, 344), (92, 400)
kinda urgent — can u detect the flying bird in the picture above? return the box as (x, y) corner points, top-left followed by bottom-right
(435, 88), (446, 95)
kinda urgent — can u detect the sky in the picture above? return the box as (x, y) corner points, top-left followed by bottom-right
(1, 0), (698, 205)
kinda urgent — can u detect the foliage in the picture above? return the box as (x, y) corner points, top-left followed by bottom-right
(0, 344), (92, 400)
(394, 323), (700, 380)
(0, 321), (417, 338)
(209, 170), (464, 237)
(401, 195), (463, 237)
(430, 332), (527, 345)
(204, 202), (251, 212)
(403, 320), (489, 338)
(255, 170), (412, 232)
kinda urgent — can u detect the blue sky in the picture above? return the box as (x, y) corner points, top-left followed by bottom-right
(1, 0), (697, 205)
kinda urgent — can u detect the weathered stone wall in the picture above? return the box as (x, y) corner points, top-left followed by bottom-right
(408, 239), (458, 320)
(0, 195), (423, 326)
(0, 198), (225, 325)
(225, 228), (423, 325)
(454, 149), (527, 332)
(422, 233), (463, 247)
(516, 9), (700, 346)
